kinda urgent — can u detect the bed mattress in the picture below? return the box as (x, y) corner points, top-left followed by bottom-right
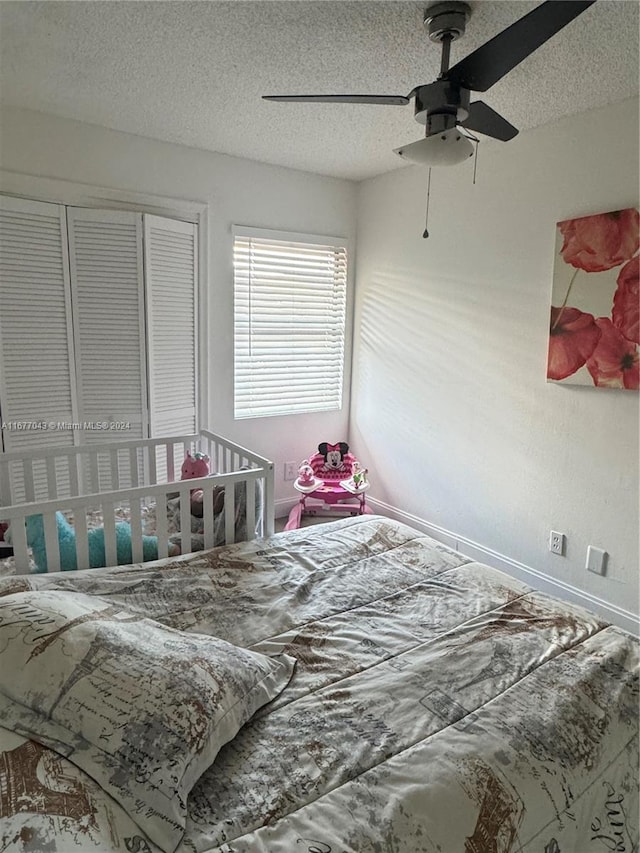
(0, 515), (637, 852)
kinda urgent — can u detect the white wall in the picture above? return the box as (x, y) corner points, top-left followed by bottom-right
(1, 102), (637, 625)
(0, 107), (357, 509)
(351, 97), (639, 628)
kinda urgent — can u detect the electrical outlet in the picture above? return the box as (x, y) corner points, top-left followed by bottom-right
(284, 461), (297, 481)
(549, 531), (565, 556)
(586, 545), (608, 576)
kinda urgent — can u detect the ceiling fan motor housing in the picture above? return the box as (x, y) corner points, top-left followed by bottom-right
(413, 80), (470, 130)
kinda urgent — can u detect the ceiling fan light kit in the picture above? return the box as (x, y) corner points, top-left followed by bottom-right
(394, 129), (474, 167)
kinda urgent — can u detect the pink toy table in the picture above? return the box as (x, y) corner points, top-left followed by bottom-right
(284, 477), (372, 531)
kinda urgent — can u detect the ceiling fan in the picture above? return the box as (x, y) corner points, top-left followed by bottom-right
(263, 0), (596, 167)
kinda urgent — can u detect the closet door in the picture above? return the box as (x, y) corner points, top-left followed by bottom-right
(144, 214), (198, 438)
(67, 208), (148, 444)
(0, 196), (77, 455)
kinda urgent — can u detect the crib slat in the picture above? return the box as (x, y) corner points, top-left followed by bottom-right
(70, 454), (80, 497)
(178, 485), (191, 555)
(155, 490), (169, 560)
(43, 512), (61, 573)
(245, 478), (255, 542)
(102, 503), (118, 568)
(10, 516), (29, 574)
(167, 444), (175, 483)
(142, 446), (150, 487)
(24, 459), (35, 503)
(224, 479), (235, 545)
(89, 452), (100, 494)
(111, 451), (120, 491)
(130, 447), (139, 488)
(74, 510), (90, 570)
(263, 464), (275, 536)
(203, 482), (215, 551)
(149, 446), (157, 486)
(46, 457), (58, 500)
(129, 499), (144, 564)
(178, 441), (187, 469)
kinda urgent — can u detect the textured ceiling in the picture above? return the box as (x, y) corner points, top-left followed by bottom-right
(0, 1), (638, 181)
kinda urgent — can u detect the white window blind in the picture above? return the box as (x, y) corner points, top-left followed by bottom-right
(233, 227), (347, 419)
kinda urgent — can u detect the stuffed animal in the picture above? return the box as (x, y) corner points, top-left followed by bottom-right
(181, 450), (211, 513)
(181, 450), (210, 481)
(6, 512), (178, 573)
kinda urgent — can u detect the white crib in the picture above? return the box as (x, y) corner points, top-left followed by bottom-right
(0, 430), (274, 574)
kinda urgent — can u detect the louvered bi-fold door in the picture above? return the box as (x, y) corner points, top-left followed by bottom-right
(67, 209), (148, 451)
(0, 196), (78, 499)
(144, 214), (198, 440)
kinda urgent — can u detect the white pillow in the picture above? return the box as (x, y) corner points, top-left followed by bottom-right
(0, 589), (295, 853)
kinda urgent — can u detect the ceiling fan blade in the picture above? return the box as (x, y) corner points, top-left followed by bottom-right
(460, 101), (518, 141)
(444, 0), (596, 92)
(262, 94), (410, 105)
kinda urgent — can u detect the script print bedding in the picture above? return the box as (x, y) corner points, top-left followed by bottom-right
(0, 515), (637, 852)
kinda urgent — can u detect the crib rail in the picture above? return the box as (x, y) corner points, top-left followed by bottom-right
(0, 430), (274, 574)
(1, 469), (266, 574)
(0, 434), (201, 505)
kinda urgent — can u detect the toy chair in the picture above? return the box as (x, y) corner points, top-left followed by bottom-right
(284, 442), (372, 531)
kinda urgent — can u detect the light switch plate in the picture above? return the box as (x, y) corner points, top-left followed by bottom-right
(586, 545), (607, 576)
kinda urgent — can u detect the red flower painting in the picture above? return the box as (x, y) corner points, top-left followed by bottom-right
(586, 318), (639, 390)
(612, 256), (639, 345)
(547, 307), (601, 381)
(548, 206), (640, 391)
(559, 208), (639, 273)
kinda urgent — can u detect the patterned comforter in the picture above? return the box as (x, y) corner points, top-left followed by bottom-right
(0, 515), (638, 852)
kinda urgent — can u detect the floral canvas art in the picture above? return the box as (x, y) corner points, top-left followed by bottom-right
(547, 207), (639, 390)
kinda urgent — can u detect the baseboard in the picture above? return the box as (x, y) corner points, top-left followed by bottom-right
(275, 497), (299, 519)
(367, 497), (640, 637)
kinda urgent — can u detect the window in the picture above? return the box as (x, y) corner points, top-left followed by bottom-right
(233, 226), (348, 419)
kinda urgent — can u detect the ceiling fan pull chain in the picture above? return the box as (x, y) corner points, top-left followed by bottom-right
(423, 167), (432, 239)
(472, 139), (479, 184)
